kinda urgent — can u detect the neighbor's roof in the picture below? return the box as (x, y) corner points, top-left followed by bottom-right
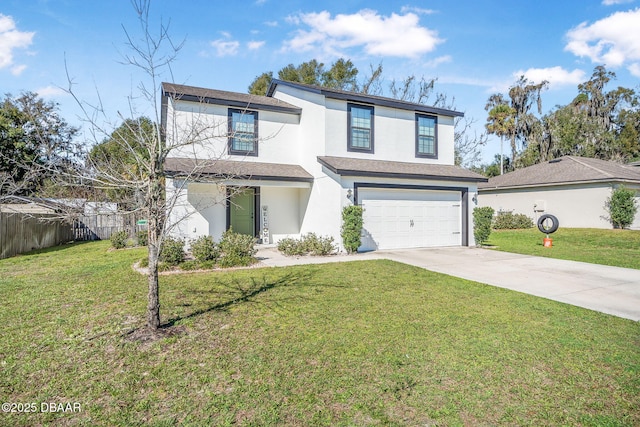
(162, 82), (302, 115)
(317, 156), (487, 183)
(267, 79), (464, 118)
(479, 156), (640, 191)
(164, 157), (313, 182)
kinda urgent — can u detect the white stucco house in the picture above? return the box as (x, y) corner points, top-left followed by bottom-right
(478, 156), (640, 229)
(161, 80), (487, 251)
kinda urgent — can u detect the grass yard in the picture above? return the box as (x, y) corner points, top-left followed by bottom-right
(1, 241), (639, 426)
(487, 228), (640, 270)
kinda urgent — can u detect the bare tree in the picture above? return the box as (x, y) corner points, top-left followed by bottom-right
(55, 0), (241, 333)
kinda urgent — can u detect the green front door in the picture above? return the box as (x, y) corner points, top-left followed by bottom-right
(230, 189), (255, 236)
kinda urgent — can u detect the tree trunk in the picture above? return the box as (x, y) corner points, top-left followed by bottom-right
(146, 239), (160, 329)
(146, 175), (164, 330)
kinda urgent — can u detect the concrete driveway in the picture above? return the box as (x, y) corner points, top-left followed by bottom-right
(256, 246), (640, 322)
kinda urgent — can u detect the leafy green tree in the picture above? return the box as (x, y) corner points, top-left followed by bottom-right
(88, 117), (154, 208)
(472, 154), (512, 178)
(519, 66), (639, 165)
(320, 58), (358, 91)
(606, 185), (638, 229)
(485, 103), (516, 174)
(247, 72), (273, 96)
(248, 59), (358, 96)
(0, 92), (79, 196)
(486, 77), (547, 167)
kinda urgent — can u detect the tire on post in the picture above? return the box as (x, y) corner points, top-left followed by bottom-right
(537, 214), (559, 234)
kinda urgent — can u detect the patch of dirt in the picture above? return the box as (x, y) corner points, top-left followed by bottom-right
(124, 325), (187, 344)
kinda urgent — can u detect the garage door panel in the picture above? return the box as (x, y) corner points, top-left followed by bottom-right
(360, 189), (461, 250)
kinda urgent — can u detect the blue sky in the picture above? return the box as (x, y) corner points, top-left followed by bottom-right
(2, 0), (639, 164)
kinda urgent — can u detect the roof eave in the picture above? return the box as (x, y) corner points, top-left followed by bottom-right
(479, 178), (640, 191)
(268, 79), (464, 118)
(317, 158), (487, 183)
(163, 91), (302, 115)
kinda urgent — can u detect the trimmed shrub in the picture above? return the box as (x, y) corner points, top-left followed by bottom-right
(492, 211), (534, 229)
(137, 230), (148, 246)
(473, 206), (494, 246)
(160, 237), (185, 266)
(190, 235), (219, 262)
(218, 229), (257, 268)
(277, 233), (337, 256)
(341, 205), (364, 254)
(606, 185), (638, 229)
(110, 230), (128, 249)
(277, 237), (307, 256)
(304, 233), (337, 256)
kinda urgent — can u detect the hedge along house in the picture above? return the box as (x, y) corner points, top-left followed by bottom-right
(162, 80), (487, 251)
(478, 156), (640, 230)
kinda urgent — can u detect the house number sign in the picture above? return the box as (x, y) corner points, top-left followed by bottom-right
(261, 205), (270, 244)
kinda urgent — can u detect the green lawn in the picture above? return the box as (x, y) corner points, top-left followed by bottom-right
(487, 228), (640, 269)
(1, 241), (639, 426)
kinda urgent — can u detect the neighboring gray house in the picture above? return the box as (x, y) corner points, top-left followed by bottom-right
(478, 156), (640, 230)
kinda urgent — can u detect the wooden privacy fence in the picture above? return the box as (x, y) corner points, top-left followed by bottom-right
(1, 212), (143, 259)
(0, 213), (75, 260)
(73, 212), (140, 241)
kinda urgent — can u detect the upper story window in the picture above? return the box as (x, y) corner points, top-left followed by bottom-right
(416, 114), (437, 158)
(228, 109), (258, 156)
(348, 104), (374, 153)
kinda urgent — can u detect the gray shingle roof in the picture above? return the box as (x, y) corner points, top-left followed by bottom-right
(317, 156), (487, 182)
(479, 156), (640, 190)
(162, 82), (302, 114)
(165, 157), (313, 182)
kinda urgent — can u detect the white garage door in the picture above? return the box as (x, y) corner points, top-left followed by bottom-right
(360, 188), (462, 250)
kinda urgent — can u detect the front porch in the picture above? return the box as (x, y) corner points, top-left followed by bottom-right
(165, 157), (314, 245)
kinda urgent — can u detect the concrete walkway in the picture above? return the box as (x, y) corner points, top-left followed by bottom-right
(256, 246), (640, 322)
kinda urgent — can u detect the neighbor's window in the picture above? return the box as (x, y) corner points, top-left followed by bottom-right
(416, 114), (437, 158)
(348, 104), (374, 153)
(229, 109), (258, 156)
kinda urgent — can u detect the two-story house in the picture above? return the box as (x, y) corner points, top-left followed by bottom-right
(161, 80), (487, 251)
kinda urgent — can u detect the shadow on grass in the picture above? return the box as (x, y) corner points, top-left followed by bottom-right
(162, 270), (317, 328)
(7, 239), (96, 258)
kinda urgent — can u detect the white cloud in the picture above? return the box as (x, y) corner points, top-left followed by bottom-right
(264, 21), (278, 27)
(247, 40), (265, 50)
(11, 64), (26, 75)
(514, 66), (586, 89)
(602, 0), (634, 5)
(282, 9), (443, 58)
(424, 55), (451, 68)
(565, 8), (640, 73)
(400, 6), (436, 15)
(210, 38), (240, 56)
(0, 14), (34, 71)
(628, 62), (640, 76)
(36, 85), (66, 98)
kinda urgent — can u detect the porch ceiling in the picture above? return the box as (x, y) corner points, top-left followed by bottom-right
(165, 157), (314, 183)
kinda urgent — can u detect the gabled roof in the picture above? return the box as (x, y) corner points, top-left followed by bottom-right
(165, 157), (313, 182)
(162, 82), (302, 115)
(267, 79), (464, 118)
(318, 156), (487, 183)
(479, 156), (640, 191)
